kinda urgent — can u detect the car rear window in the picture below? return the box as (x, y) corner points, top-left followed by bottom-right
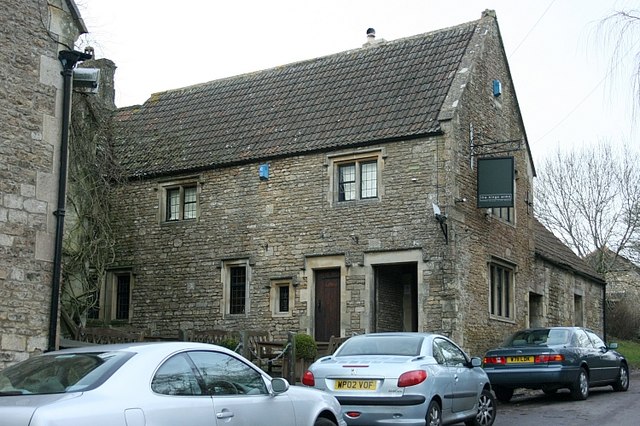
(505, 329), (570, 346)
(336, 336), (423, 356)
(0, 351), (134, 395)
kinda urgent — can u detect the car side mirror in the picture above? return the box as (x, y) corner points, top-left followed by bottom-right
(470, 357), (482, 368)
(608, 342), (618, 350)
(271, 377), (290, 394)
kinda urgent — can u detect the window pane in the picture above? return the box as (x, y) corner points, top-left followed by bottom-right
(229, 266), (246, 315)
(278, 285), (290, 312)
(338, 164), (356, 201)
(151, 354), (202, 396)
(115, 274), (130, 320)
(490, 263), (512, 318)
(188, 351), (268, 396)
(360, 161), (377, 198)
(490, 266), (496, 315)
(166, 188), (180, 221)
(183, 186), (197, 219)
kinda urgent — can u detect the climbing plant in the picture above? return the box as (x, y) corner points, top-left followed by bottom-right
(62, 83), (121, 328)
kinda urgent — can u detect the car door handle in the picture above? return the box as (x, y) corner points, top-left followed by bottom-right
(216, 411), (235, 419)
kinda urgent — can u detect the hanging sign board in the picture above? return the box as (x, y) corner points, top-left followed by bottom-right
(477, 157), (514, 208)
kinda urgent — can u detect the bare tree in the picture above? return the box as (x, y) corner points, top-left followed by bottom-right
(535, 141), (640, 271)
(600, 8), (640, 115)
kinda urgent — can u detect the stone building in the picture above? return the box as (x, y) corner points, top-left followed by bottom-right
(0, 0), (87, 367)
(533, 219), (605, 333)
(586, 248), (640, 303)
(102, 11), (605, 356)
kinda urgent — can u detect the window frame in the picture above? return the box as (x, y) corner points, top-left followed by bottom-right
(159, 178), (200, 223)
(222, 260), (250, 317)
(102, 270), (133, 323)
(489, 260), (515, 321)
(491, 206), (514, 223)
(271, 280), (294, 317)
(327, 148), (384, 206)
(336, 159), (378, 202)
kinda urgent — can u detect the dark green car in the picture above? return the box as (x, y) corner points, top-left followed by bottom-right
(482, 327), (629, 402)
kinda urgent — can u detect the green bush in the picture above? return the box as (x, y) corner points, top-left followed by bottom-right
(294, 333), (317, 360)
(218, 338), (240, 351)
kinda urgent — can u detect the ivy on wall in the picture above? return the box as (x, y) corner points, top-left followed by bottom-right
(62, 86), (122, 328)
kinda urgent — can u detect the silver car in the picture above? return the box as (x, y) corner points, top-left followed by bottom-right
(302, 332), (495, 426)
(0, 341), (346, 426)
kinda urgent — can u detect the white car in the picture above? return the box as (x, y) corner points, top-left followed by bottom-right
(302, 332), (495, 426)
(0, 341), (346, 426)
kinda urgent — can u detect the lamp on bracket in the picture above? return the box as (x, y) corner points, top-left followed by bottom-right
(432, 203), (449, 244)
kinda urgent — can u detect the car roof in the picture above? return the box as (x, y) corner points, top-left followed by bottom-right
(513, 327), (586, 332)
(347, 332), (442, 339)
(49, 341), (227, 355)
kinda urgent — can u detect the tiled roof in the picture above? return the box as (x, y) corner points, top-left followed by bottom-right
(533, 218), (605, 284)
(113, 19), (479, 177)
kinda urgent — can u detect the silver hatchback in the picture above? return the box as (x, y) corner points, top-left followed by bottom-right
(302, 332), (495, 426)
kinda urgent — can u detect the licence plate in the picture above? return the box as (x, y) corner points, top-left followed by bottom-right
(507, 356), (534, 363)
(334, 379), (377, 391)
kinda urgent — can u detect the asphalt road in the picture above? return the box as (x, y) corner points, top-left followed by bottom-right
(489, 370), (640, 426)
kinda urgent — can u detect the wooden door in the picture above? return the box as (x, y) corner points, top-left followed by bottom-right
(314, 269), (340, 342)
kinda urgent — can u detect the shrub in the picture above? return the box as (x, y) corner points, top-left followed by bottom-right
(218, 338), (240, 351)
(607, 298), (640, 340)
(294, 333), (317, 360)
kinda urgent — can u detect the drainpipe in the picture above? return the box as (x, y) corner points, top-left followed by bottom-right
(602, 281), (607, 343)
(48, 50), (92, 352)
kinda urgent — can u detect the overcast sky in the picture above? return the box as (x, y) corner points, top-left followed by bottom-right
(76, 0), (639, 164)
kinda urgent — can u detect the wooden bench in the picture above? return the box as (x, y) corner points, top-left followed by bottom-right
(241, 330), (288, 376)
(76, 327), (145, 344)
(317, 335), (350, 357)
(187, 329), (240, 346)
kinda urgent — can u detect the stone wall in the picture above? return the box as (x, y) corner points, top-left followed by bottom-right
(0, 0), (84, 368)
(533, 259), (605, 335)
(106, 13), (605, 358)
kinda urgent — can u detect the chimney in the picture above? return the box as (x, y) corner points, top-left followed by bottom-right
(366, 28), (376, 44)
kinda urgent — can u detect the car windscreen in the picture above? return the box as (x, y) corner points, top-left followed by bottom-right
(0, 351), (134, 395)
(505, 329), (570, 346)
(336, 336), (423, 356)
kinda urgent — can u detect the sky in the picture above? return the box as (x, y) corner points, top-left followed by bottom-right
(75, 0), (640, 164)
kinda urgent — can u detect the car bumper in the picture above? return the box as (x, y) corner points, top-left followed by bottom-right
(485, 365), (580, 387)
(337, 395), (428, 426)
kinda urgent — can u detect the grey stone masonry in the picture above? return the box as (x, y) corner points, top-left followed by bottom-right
(0, 0), (85, 368)
(105, 11), (604, 357)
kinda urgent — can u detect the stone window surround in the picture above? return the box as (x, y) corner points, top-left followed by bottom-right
(270, 279), (294, 317)
(488, 257), (516, 322)
(325, 147), (386, 207)
(102, 269), (134, 323)
(221, 259), (251, 317)
(157, 175), (201, 223)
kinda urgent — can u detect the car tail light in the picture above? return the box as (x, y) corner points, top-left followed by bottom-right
(302, 370), (315, 386)
(345, 411), (361, 418)
(397, 370), (427, 387)
(483, 356), (507, 365)
(535, 354), (564, 363)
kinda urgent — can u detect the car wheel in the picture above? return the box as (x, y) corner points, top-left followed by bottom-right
(465, 389), (496, 426)
(313, 417), (337, 426)
(570, 367), (589, 400)
(426, 399), (442, 426)
(612, 364), (630, 392)
(493, 385), (513, 403)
